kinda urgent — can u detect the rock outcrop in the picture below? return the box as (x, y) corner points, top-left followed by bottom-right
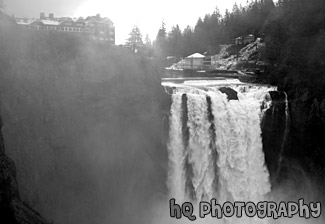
(219, 87), (238, 100)
(262, 86), (325, 195)
(285, 89), (325, 175)
(261, 91), (288, 184)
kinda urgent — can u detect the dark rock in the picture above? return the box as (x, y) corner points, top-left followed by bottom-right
(0, 115), (50, 224)
(265, 85), (325, 190)
(219, 87), (238, 100)
(261, 95), (288, 184)
(320, 99), (325, 115)
(0, 117), (4, 155)
(269, 91), (286, 102)
(286, 92), (325, 175)
(12, 199), (50, 224)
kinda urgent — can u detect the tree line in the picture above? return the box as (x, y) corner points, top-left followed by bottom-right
(126, 0), (325, 84)
(127, 0), (277, 58)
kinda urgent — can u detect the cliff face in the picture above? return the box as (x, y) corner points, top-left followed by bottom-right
(0, 116), (16, 223)
(260, 86), (325, 200)
(285, 88), (325, 176)
(261, 81), (325, 200)
(0, 115), (49, 224)
(261, 91), (288, 184)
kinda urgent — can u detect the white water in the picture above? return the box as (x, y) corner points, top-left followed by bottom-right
(166, 79), (276, 223)
(167, 93), (187, 202)
(186, 92), (216, 201)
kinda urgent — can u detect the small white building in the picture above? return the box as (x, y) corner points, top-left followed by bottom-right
(178, 53), (205, 70)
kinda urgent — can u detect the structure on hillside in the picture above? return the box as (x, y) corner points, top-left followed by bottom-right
(170, 53), (205, 70)
(233, 34), (255, 45)
(15, 13), (115, 44)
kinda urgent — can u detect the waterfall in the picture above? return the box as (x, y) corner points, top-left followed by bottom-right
(165, 80), (276, 222)
(168, 93), (187, 202)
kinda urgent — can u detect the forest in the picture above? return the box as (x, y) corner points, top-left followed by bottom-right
(153, 0), (324, 60)
(127, 0), (325, 89)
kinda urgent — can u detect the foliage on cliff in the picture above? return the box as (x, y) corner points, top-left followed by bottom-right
(262, 0), (325, 85)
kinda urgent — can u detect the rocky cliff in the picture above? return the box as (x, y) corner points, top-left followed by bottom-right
(283, 86), (325, 180)
(0, 115), (49, 224)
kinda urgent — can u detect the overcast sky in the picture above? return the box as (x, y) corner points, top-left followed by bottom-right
(6, 0), (249, 44)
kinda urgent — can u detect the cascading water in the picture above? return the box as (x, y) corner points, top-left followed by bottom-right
(164, 79), (277, 223)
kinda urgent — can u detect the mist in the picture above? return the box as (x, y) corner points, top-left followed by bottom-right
(0, 14), (169, 224)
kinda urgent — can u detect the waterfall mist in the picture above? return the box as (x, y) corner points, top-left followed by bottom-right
(0, 17), (169, 224)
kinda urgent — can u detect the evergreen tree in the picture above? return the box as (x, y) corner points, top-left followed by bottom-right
(262, 0), (275, 18)
(181, 26), (195, 56)
(144, 34), (152, 47)
(194, 17), (208, 53)
(153, 0), (325, 62)
(208, 7), (222, 51)
(167, 25), (182, 57)
(154, 21), (167, 59)
(126, 26), (143, 53)
(143, 34), (154, 58)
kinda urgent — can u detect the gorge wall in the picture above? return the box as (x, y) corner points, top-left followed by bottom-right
(0, 114), (49, 224)
(280, 85), (325, 190)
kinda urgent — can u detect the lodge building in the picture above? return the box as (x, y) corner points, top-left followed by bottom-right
(15, 13), (115, 44)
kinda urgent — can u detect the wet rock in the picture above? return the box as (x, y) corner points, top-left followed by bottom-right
(267, 85), (325, 188)
(269, 91), (286, 102)
(261, 94), (288, 184)
(219, 87), (238, 100)
(321, 99), (325, 115)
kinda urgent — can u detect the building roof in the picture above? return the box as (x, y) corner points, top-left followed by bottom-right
(187, 53), (205, 58)
(15, 18), (38, 25)
(41, 19), (60, 26)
